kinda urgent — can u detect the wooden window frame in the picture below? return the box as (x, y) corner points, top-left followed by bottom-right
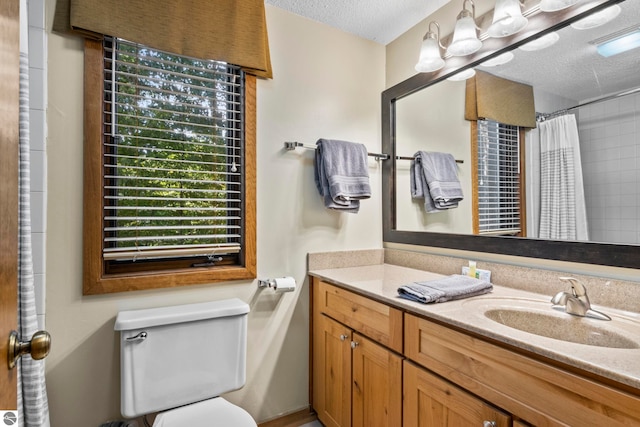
(82, 39), (256, 295)
(471, 120), (527, 237)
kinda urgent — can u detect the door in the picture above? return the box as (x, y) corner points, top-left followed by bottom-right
(351, 333), (402, 427)
(0, 0), (20, 413)
(313, 314), (352, 427)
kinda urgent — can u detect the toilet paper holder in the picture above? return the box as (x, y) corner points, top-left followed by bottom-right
(258, 277), (296, 292)
(257, 279), (276, 289)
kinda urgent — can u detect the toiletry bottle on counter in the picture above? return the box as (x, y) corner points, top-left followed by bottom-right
(468, 261), (477, 278)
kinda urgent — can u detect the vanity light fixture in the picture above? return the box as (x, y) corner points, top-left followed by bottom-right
(480, 51), (515, 66)
(570, 4), (621, 30)
(518, 31), (560, 51)
(446, 68), (476, 81)
(488, 0), (529, 38)
(593, 26), (640, 57)
(415, 21), (446, 73)
(539, 0), (579, 12)
(447, 0), (483, 56)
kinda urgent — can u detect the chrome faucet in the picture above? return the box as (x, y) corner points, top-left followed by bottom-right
(551, 277), (611, 321)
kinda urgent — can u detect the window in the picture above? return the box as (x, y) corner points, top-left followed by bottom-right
(472, 119), (526, 237)
(83, 38), (256, 294)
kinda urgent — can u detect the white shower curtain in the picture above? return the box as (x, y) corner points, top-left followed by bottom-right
(525, 127), (541, 239)
(537, 114), (589, 241)
(18, 1), (50, 425)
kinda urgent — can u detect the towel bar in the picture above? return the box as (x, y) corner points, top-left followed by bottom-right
(284, 141), (389, 161)
(284, 142), (463, 164)
(396, 155), (463, 164)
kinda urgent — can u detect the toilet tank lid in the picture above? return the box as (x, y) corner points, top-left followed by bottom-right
(114, 298), (249, 331)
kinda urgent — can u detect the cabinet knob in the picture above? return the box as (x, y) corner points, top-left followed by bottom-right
(339, 334), (348, 341)
(350, 340), (359, 349)
(483, 422), (496, 427)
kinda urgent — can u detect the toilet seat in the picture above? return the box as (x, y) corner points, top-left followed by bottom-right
(153, 397), (257, 427)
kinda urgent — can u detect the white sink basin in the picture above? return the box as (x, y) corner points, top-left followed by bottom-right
(484, 308), (639, 349)
(461, 296), (640, 349)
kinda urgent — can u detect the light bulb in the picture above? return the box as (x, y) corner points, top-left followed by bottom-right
(448, 15), (482, 56)
(480, 52), (514, 67)
(570, 4), (621, 30)
(488, 0), (528, 38)
(518, 32), (560, 51)
(415, 23), (445, 73)
(447, 68), (476, 81)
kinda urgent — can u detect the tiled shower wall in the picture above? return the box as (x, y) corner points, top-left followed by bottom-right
(578, 91), (640, 245)
(27, 0), (48, 330)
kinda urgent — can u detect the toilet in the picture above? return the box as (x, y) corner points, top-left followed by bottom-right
(114, 298), (257, 427)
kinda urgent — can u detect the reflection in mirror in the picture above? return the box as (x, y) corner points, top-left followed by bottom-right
(395, 0), (640, 242)
(488, 0), (638, 246)
(383, 0), (640, 268)
(396, 81), (473, 233)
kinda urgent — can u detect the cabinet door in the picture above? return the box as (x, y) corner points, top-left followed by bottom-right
(313, 314), (352, 427)
(404, 361), (511, 427)
(351, 333), (403, 427)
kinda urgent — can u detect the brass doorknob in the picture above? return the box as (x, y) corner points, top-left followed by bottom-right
(8, 330), (51, 369)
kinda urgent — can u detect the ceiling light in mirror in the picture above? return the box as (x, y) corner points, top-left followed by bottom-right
(595, 27), (640, 57)
(480, 51), (515, 66)
(448, 0), (483, 56)
(570, 4), (621, 30)
(518, 31), (560, 50)
(446, 68), (477, 81)
(539, 0), (579, 12)
(488, 0), (529, 38)
(416, 21), (445, 72)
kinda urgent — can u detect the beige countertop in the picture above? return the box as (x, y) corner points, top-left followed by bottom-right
(309, 263), (640, 392)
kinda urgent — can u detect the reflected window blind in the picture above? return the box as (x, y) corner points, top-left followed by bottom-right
(477, 119), (521, 235)
(102, 37), (245, 262)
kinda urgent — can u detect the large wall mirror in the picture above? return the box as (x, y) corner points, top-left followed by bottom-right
(382, 0), (640, 269)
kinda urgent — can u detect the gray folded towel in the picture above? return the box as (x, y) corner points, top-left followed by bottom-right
(410, 151), (463, 213)
(397, 274), (492, 304)
(314, 139), (371, 213)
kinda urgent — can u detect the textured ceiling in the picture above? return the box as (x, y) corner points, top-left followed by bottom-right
(482, 0), (640, 103)
(265, 0), (450, 45)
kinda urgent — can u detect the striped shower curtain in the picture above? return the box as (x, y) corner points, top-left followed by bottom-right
(538, 114), (589, 241)
(18, 2), (50, 425)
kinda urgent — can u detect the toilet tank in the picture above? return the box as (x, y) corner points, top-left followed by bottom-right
(114, 299), (250, 418)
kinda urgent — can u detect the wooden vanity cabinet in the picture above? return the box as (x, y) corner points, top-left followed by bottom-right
(313, 314), (352, 427)
(405, 313), (640, 426)
(310, 276), (640, 427)
(312, 279), (403, 427)
(404, 360), (511, 427)
(351, 330), (402, 427)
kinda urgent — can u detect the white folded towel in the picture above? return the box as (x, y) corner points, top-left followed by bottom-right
(397, 275), (492, 304)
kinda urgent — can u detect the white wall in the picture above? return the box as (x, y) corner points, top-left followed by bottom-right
(578, 91), (640, 244)
(44, 2), (384, 426)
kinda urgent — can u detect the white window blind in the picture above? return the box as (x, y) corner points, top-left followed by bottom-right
(102, 37), (245, 262)
(477, 119), (521, 235)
